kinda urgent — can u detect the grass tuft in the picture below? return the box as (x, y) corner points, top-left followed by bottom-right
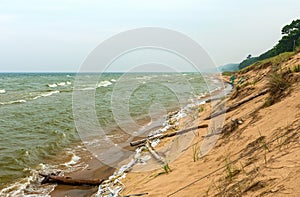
(264, 71), (291, 107)
(192, 143), (200, 162)
(294, 64), (300, 72)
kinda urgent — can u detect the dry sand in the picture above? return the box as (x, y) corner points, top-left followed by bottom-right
(50, 52), (300, 197)
(120, 52), (300, 197)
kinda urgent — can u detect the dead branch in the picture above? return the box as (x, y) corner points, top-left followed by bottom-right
(130, 124), (208, 147)
(204, 89), (269, 120)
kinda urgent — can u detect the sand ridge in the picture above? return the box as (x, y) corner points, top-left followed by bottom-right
(120, 52), (300, 197)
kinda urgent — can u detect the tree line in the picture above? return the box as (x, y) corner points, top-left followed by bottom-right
(239, 19), (300, 70)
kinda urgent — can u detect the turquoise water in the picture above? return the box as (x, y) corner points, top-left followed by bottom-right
(0, 72), (219, 194)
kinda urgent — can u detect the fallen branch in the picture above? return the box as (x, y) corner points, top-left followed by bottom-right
(124, 193), (149, 197)
(145, 140), (171, 173)
(204, 88), (269, 120)
(39, 173), (103, 186)
(145, 140), (166, 165)
(130, 124), (208, 147)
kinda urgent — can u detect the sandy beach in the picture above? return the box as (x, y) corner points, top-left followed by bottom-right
(117, 52), (300, 196)
(44, 52), (300, 197)
(1, 2), (300, 196)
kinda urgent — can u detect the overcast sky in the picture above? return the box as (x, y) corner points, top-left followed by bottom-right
(1, 0), (300, 72)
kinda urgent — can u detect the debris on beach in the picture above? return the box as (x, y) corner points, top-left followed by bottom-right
(39, 172), (103, 186)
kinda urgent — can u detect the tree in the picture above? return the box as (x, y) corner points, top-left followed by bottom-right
(282, 19), (300, 35)
(239, 18), (300, 70)
(278, 19), (300, 52)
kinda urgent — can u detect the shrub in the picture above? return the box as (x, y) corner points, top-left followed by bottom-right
(264, 72), (291, 106)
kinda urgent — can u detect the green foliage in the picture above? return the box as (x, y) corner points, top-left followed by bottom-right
(239, 57), (259, 70)
(258, 130), (269, 164)
(163, 163), (171, 173)
(198, 105), (205, 113)
(240, 52), (294, 74)
(239, 19), (300, 70)
(225, 158), (240, 181)
(282, 19), (300, 35)
(222, 71), (233, 76)
(294, 64), (300, 72)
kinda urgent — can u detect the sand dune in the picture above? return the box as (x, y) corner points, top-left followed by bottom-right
(120, 52), (300, 197)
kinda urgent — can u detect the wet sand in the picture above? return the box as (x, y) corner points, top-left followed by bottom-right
(49, 74), (229, 197)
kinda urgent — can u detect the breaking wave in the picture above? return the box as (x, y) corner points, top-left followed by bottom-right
(32, 90), (60, 100)
(0, 89), (6, 94)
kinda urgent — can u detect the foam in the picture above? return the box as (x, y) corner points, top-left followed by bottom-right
(0, 145), (89, 196)
(78, 87), (95, 91)
(0, 166), (55, 197)
(97, 80), (112, 87)
(0, 99), (27, 105)
(48, 81), (71, 87)
(0, 89), (6, 94)
(57, 82), (66, 86)
(93, 87), (223, 196)
(41, 90), (60, 97)
(48, 84), (57, 88)
(33, 90), (60, 100)
(63, 151), (81, 167)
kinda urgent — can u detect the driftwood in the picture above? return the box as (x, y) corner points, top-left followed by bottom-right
(124, 193), (149, 197)
(39, 173), (103, 186)
(204, 89), (269, 120)
(145, 140), (166, 165)
(130, 124), (208, 147)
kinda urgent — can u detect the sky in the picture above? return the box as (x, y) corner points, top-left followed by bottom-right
(0, 0), (300, 72)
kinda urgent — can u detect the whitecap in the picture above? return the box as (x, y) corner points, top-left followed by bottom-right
(47, 84), (57, 88)
(110, 79), (117, 82)
(78, 87), (95, 91)
(0, 99), (27, 105)
(66, 81), (72, 85)
(41, 90), (60, 97)
(57, 82), (66, 86)
(0, 89), (6, 94)
(97, 80), (112, 87)
(33, 91), (60, 100)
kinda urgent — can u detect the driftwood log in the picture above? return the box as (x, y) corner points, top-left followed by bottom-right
(204, 88), (269, 120)
(39, 173), (103, 186)
(145, 140), (167, 165)
(123, 193), (149, 197)
(130, 124), (208, 147)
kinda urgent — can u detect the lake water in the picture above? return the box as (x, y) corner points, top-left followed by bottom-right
(0, 72), (222, 196)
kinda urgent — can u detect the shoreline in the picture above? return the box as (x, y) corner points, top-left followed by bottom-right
(119, 52), (300, 196)
(0, 72), (226, 196)
(49, 74), (232, 197)
(2, 49), (299, 196)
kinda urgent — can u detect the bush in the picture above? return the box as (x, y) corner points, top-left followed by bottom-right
(264, 72), (291, 106)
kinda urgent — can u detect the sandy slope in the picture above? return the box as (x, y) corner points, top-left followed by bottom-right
(120, 52), (300, 197)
